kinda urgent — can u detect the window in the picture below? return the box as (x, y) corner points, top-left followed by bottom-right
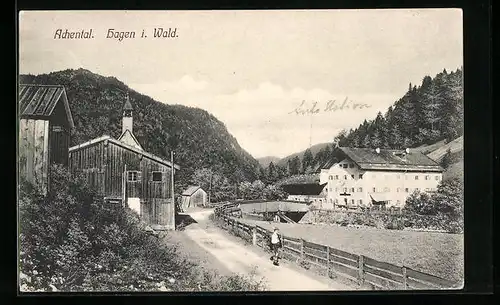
(351, 187), (355, 193)
(359, 199), (363, 205)
(152, 171), (163, 182)
(335, 175), (339, 180)
(330, 199), (333, 203)
(344, 175), (347, 180)
(329, 188), (332, 192)
(329, 175), (333, 180)
(415, 175), (419, 180)
(397, 174), (401, 179)
(335, 187), (338, 192)
(373, 187), (376, 193)
(350, 199), (355, 205)
(343, 187), (347, 193)
(405, 188), (409, 193)
(358, 187), (363, 192)
(359, 174), (363, 179)
(335, 199), (339, 204)
(384, 187), (390, 192)
(435, 176), (441, 181)
(343, 164), (348, 168)
(351, 174), (355, 179)
(349, 164), (354, 168)
(396, 200), (401, 205)
(415, 188), (420, 192)
(397, 188), (400, 193)
(127, 171), (140, 182)
(425, 175), (430, 180)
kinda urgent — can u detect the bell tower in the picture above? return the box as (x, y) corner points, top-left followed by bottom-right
(122, 91), (133, 134)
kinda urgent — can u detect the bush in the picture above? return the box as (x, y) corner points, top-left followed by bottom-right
(19, 165), (267, 292)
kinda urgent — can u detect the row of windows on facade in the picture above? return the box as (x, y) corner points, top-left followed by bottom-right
(127, 171), (163, 182)
(326, 186), (437, 193)
(325, 198), (404, 206)
(328, 174), (441, 181)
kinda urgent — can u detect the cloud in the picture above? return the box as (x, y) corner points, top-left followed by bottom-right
(181, 82), (399, 158)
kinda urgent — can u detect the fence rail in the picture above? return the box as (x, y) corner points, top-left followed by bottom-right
(213, 202), (457, 290)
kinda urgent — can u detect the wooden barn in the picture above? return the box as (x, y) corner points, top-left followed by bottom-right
(18, 84), (75, 194)
(180, 186), (207, 211)
(68, 94), (180, 230)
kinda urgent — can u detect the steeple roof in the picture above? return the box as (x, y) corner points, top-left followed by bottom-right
(123, 92), (133, 111)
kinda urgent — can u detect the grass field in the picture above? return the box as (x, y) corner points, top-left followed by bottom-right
(237, 218), (464, 284)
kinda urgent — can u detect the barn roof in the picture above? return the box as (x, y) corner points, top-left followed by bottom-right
(182, 186), (203, 196)
(335, 147), (444, 172)
(281, 183), (327, 195)
(68, 135), (180, 170)
(18, 84), (75, 129)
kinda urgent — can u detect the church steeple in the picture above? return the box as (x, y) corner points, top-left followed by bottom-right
(122, 91), (133, 134)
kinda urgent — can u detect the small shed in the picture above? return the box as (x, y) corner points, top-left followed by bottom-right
(181, 186), (207, 211)
(18, 84), (75, 194)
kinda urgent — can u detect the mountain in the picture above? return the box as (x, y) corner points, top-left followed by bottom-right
(19, 68), (261, 192)
(259, 67), (463, 186)
(276, 142), (331, 168)
(257, 156), (280, 168)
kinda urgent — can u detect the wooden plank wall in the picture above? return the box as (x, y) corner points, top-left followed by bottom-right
(50, 127), (69, 166)
(69, 140), (175, 229)
(18, 118), (50, 194)
(69, 141), (106, 195)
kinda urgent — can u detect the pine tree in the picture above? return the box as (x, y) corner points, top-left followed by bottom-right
(362, 134), (371, 148)
(267, 162), (277, 183)
(390, 124), (403, 149)
(440, 148), (453, 169)
(302, 149), (314, 173)
(289, 156), (301, 175)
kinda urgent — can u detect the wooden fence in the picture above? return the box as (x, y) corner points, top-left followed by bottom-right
(213, 205), (457, 290)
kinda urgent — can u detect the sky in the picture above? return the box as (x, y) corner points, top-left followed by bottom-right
(19, 9), (463, 159)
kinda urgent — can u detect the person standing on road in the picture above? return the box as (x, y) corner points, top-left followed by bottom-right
(270, 227), (283, 266)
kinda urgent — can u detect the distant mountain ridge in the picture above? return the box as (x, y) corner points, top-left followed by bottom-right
(19, 68), (261, 191)
(276, 142), (331, 168)
(256, 156), (280, 168)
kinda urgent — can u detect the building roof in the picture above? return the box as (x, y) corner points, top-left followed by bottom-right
(123, 96), (133, 111)
(68, 135), (180, 170)
(336, 147), (444, 172)
(182, 186), (204, 196)
(118, 129), (143, 150)
(281, 183), (327, 195)
(18, 84), (75, 129)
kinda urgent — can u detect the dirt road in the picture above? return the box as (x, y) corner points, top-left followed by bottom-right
(181, 209), (353, 291)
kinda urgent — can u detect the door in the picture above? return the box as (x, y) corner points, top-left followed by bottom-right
(147, 170), (174, 229)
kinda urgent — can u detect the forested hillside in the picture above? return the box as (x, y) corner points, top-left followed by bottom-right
(335, 67), (463, 149)
(19, 69), (261, 193)
(264, 67), (463, 184)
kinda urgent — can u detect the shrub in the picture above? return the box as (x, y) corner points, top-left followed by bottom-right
(19, 164), (266, 292)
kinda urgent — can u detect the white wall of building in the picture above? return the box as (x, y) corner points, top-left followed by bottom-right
(323, 158), (443, 209)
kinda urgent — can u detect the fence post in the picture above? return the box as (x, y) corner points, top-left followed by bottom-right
(358, 255), (365, 286)
(326, 246), (331, 277)
(252, 226), (257, 246)
(300, 239), (305, 260)
(402, 266), (408, 290)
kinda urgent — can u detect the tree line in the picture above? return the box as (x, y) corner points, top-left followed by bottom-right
(259, 67), (463, 183)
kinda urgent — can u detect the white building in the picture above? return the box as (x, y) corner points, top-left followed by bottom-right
(319, 147), (444, 209)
